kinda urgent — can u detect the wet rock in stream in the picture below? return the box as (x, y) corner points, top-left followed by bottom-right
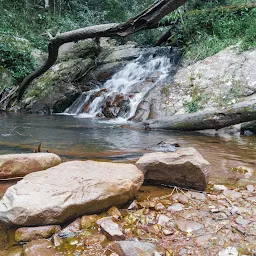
(0, 153), (61, 179)
(147, 141), (180, 152)
(0, 148), (255, 255)
(136, 147), (211, 190)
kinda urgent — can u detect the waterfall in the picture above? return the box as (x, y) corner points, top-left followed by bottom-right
(64, 50), (173, 120)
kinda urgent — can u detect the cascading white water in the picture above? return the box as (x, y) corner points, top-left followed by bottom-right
(65, 53), (172, 120)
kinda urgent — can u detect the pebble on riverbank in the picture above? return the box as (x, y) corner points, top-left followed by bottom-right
(1, 184), (255, 255)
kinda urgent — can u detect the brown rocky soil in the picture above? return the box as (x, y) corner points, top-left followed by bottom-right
(1, 183), (255, 255)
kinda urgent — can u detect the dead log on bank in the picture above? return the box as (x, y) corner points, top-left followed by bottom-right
(142, 99), (256, 131)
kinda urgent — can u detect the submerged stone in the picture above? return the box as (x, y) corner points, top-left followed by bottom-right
(178, 194), (189, 204)
(223, 190), (242, 200)
(107, 206), (122, 220)
(188, 191), (206, 201)
(235, 216), (250, 228)
(213, 185), (228, 191)
(84, 234), (107, 245)
(246, 185), (255, 192)
(168, 203), (184, 212)
(61, 218), (81, 234)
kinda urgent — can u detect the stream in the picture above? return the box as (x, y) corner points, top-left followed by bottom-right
(0, 112), (255, 190)
(0, 112), (256, 254)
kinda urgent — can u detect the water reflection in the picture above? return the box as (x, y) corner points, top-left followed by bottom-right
(0, 112), (255, 185)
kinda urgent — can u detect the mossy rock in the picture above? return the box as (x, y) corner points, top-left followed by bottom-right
(24, 58), (93, 101)
(241, 121), (256, 135)
(22, 58), (94, 113)
(97, 45), (142, 65)
(58, 39), (99, 62)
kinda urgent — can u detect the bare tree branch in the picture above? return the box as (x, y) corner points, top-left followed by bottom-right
(13, 0), (186, 100)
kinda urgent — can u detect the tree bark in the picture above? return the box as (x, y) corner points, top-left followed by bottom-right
(141, 99), (256, 131)
(154, 26), (174, 46)
(13, 0), (186, 100)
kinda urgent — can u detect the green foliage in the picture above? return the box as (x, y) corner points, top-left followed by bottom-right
(184, 97), (202, 113)
(162, 0), (256, 62)
(0, 36), (36, 86)
(0, 0), (156, 87)
(1, 0), (256, 89)
(0, 0), (158, 50)
(184, 84), (205, 113)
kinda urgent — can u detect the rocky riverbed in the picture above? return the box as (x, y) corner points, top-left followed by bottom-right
(0, 184), (255, 256)
(0, 147), (255, 255)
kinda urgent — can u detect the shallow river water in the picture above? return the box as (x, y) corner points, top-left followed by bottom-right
(0, 112), (255, 189)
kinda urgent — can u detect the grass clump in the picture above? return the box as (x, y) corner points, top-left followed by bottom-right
(183, 84), (207, 113)
(162, 0), (256, 62)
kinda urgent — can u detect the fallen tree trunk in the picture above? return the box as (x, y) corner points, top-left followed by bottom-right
(13, 0), (186, 101)
(141, 99), (256, 131)
(154, 26), (174, 46)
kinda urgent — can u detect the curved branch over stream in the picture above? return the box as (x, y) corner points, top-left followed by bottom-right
(141, 99), (256, 131)
(14, 0), (186, 100)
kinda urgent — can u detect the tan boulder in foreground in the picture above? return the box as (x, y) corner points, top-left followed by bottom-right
(136, 147), (211, 191)
(0, 153), (61, 179)
(0, 161), (144, 226)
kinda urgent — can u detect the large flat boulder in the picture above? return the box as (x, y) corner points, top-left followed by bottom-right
(0, 153), (61, 179)
(0, 161), (143, 226)
(136, 147), (210, 191)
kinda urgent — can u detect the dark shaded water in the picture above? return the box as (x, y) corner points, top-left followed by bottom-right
(0, 113), (255, 186)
